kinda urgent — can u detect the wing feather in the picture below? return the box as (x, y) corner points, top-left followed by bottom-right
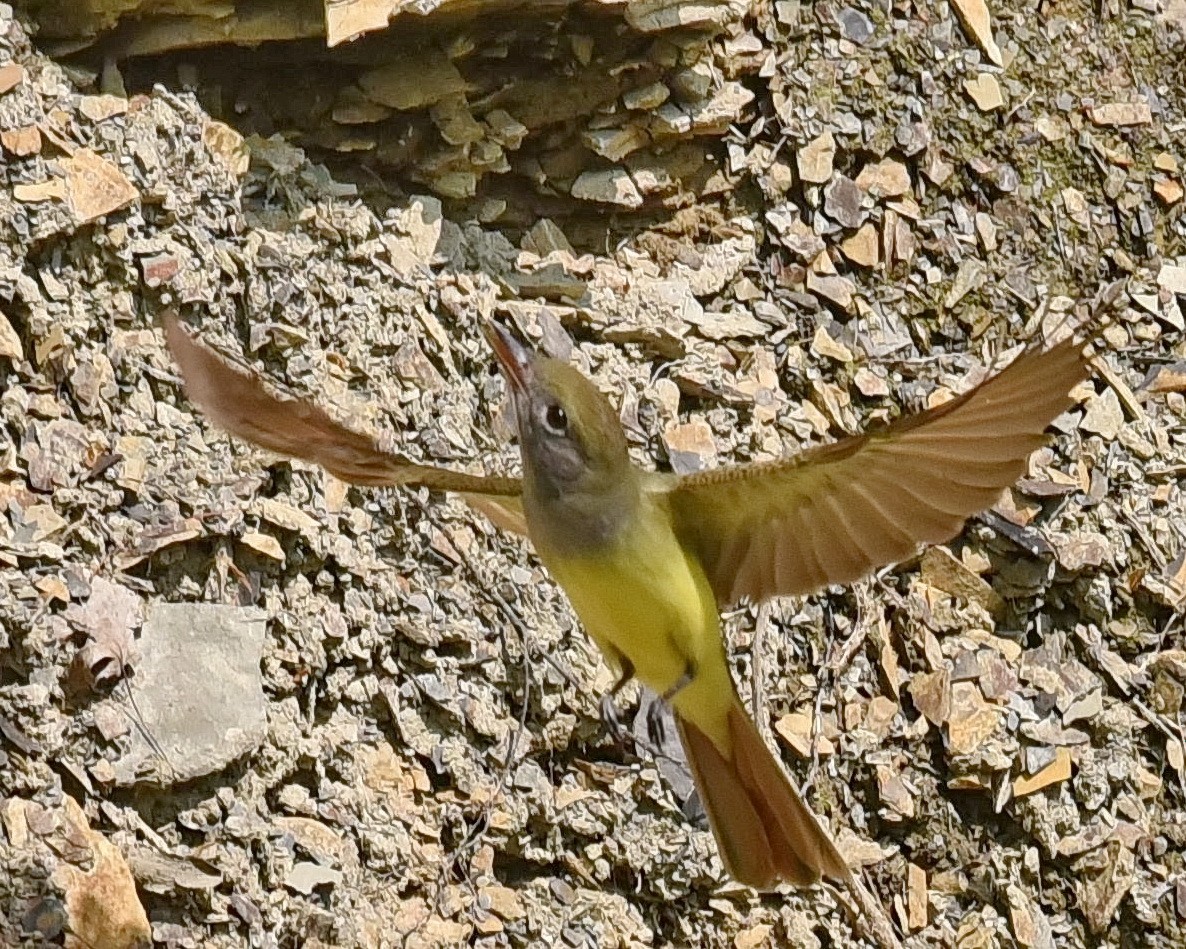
(163, 315), (524, 528)
(666, 331), (1096, 605)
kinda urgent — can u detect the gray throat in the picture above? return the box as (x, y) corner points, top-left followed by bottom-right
(524, 474), (638, 556)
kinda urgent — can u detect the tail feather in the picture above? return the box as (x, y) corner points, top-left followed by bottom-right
(676, 702), (850, 889)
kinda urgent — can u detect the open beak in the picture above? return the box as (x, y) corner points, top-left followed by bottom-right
(483, 320), (533, 398)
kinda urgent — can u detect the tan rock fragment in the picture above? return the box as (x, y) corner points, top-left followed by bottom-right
(797, 130), (836, 184)
(1013, 746), (1072, 797)
(975, 212), (997, 250)
(1142, 361), (1186, 394)
(1007, 883), (1056, 949)
(61, 148), (138, 223)
(1, 125), (41, 156)
(811, 324), (854, 361)
(920, 546), (1005, 616)
(907, 863), (928, 931)
(1154, 178), (1184, 206)
(1158, 263), (1186, 295)
(854, 366), (889, 397)
(256, 498), (322, 538)
(626, 0), (747, 32)
(431, 96), (485, 146)
(662, 419), (717, 474)
(840, 222), (879, 267)
(946, 681), (1000, 755)
(240, 531), (285, 562)
(964, 72), (1003, 110)
(79, 94), (128, 121)
(776, 710), (835, 757)
(14, 178), (69, 203)
(0, 62), (24, 94)
(805, 270), (855, 310)
(359, 53), (466, 110)
(583, 125), (649, 161)
(1080, 388), (1123, 438)
(50, 797), (151, 949)
(1077, 841), (1136, 933)
(1154, 152), (1179, 172)
(1089, 101), (1153, 126)
(855, 158), (910, 198)
(623, 81), (669, 110)
(876, 763), (915, 819)
(910, 668), (951, 726)
(944, 258), (987, 307)
(571, 167), (643, 207)
(734, 924), (773, 949)
(325, 0), (400, 46)
(951, 0), (1003, 65)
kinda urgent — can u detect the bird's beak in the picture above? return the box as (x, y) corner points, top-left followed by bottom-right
(483, 320), (533, 398)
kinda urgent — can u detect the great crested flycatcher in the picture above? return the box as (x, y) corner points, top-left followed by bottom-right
(164, 313), (1097, 888)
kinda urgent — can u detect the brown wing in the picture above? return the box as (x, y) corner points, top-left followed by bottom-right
(163, 315), (524, 511)
(664, 332), (1096, 606)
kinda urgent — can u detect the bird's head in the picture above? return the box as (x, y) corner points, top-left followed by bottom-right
(484, 321), (630, 501)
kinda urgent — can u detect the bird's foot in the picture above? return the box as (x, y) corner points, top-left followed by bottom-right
(598, 660), (636, 741)
(649, 661), (696, 744)
(599, 691), (625, 740)
(646, 698), (670, 745)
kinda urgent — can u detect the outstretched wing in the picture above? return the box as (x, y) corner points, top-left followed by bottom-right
(163, 315), (525, 530)
(664, 332), (1095, 606)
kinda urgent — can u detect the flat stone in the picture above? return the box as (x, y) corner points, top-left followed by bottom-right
(797, 130), (836, 184)
(776, 710), (836, 757)
(662, 419), (717, 474)
(1089, 101), (1153, 126)
(769, 209), (826, 260)
(49, 797), (151, 948)
(1007, 883), (1056, 949)
(965, 73), (1004, 111)
(0, 62), (25, 94)
(824, 174), (864, 228)
(856, 158), (911, 198)
(946, 681), (1000, 755)
(1, 125), (40, 156)
(854, 366), (889, 396)
(571, 168), (643, 208)
(910, 669), (951, 726)
(836, 6), (875, 42)
(920, 545), (1005, 616)
(840, 223), (879, 267)
(358, 53), (465, 110)
(1157, 263), (1186, 296)
(1080, 387), (1123, 438)
(61, 148), (138, 224)
(622, 81), (669, 110)
(1077, 842), (1136, 934)
(583, 126), (649, 161)
(285, 861), (343, 895)
(812, 324), (855, 362)
(806, 271), (856, 310)
(1155, 178), (1184, 206)
(951, 0), (1003, 65)
(110, 604), (268, 787)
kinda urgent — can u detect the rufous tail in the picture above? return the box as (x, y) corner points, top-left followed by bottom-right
(676, 701), (850, 889)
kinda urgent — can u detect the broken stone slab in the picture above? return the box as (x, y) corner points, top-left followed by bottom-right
(571, 167), (643, 208)
(108, 603), (268, 787)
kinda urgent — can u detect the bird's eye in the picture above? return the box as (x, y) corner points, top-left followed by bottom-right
(543, 404), (568, 434)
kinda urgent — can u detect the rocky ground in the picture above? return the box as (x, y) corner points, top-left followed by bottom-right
(1, 0), (1185, 947)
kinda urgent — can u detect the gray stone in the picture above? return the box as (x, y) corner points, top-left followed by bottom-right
(111, 604), (268, 787)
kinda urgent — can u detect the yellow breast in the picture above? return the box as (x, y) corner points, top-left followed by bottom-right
(535, 497), (720, 696)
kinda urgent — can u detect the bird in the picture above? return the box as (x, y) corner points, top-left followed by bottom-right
(163, 312), (1100, 889)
